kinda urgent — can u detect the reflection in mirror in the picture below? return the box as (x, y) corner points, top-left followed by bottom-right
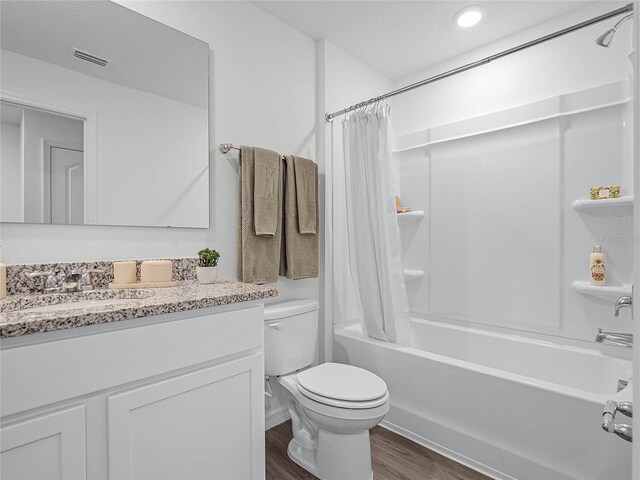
(1, 102), (86, 225)
(0, 0), (210, 228)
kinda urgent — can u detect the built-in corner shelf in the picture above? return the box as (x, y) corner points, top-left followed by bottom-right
(571, 196), (633, 216)
(572, 281), (632, 300)
(404, 269), (425, 281)
(397, 210), (425, 224)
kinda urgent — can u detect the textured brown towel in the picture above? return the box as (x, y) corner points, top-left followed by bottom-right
(280, 155), (318, 280)
(239, 146), (283, 284)
(293, 156), (318, 235)
(253, 147), (281, 236)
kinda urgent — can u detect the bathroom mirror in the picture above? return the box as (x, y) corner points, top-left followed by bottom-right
(0, 0), (209, 228)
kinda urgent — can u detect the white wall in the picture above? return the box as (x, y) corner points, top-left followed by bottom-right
(392, 2), (632, 136)
(0, 0), (316, 285)
(1, 50), (208, 228)
(0, 122), (21, 222)
(0, 0), (320, 422)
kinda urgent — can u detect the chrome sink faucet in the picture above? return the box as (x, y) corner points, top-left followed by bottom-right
(26, 268), (105, 294)
(26, 271), (62, 294)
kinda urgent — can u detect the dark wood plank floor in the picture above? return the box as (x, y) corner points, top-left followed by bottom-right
(266, 420), (491, 480)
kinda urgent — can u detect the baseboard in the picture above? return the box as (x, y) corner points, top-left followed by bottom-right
(379, 419), (511, 480)
(265, 405), (290, 430)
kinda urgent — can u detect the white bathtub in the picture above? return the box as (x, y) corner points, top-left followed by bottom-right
(333, 319), (633, 480)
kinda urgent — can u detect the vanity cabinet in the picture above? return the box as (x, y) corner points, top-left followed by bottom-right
(0, 406), (87, 480)
(0, 302), (265, 480)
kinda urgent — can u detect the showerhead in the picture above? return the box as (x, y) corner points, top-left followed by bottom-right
(595, 29), (616, 47)
(595, 13), (633, 48)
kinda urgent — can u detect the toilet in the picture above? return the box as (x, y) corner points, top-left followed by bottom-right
(264, 299), (390, 480)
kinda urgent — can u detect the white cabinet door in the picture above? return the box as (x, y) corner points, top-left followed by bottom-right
(0, 406), (87, 480)
(107, 353), (265, 480)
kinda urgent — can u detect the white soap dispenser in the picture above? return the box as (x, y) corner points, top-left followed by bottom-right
(590, 245), (606, 285)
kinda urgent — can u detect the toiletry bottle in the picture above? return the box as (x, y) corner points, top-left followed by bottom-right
(590, 246), (606, 285)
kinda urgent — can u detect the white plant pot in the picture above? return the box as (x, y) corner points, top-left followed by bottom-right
(196, 266), (218, 284)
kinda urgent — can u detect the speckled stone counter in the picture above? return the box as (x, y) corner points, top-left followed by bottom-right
(0, 281), (278, 338)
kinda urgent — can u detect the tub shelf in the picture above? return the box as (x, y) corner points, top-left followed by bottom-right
(397, 210), (425, 224)
(571, 196), (633, 216)
(404, 269), (425, 281)
(572, 281), (632, 300)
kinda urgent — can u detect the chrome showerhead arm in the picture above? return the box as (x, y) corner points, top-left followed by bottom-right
(596, 13), (633, 47)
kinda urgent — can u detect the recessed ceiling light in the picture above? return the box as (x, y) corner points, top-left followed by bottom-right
(454, 6), (484, 28)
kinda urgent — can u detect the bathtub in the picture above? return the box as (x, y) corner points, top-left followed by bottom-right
(333, 319), (633, 480)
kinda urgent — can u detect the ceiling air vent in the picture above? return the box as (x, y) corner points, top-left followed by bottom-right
(68, 47), (113, 68)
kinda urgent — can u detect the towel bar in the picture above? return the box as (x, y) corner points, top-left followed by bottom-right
(219, 143), (285, 160)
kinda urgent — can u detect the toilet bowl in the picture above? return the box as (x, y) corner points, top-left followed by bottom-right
(264, 300), (390, 480)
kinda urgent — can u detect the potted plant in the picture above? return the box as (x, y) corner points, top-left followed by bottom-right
(196, 248), (220, 284)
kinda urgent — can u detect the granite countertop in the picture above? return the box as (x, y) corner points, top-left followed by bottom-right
(0, 280), (278, 339)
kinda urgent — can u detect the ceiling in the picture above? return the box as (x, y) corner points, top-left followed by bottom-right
(253, 1), (603, 80)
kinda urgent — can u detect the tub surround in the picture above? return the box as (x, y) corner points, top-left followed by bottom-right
(5, 257), (200, 296)
(1, 281), (278, 338)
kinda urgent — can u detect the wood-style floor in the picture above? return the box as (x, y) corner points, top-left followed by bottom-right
(265, 420), (491, 480)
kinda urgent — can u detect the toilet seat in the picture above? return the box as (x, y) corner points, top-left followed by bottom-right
(279, 374), (390, 421)
(297, 383), (389, 409)
(295, 363), (389, 409)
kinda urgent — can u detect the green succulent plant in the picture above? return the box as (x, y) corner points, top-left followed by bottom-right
(197, 248), (220, 268)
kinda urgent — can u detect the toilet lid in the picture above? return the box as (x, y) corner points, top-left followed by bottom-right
(297, 383), (390, 409)
(296, 363), (388, 403)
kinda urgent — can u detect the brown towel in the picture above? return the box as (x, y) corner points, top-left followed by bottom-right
(238, 146), (283, 284)
(254, 147), (281, 236)
(280, 155), (318, 280)
(293, 156), (318, 235)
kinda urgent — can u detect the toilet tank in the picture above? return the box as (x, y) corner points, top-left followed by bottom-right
(264, 299), (319, 376)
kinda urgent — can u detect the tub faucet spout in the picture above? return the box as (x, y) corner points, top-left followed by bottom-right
(595, 328), (633, 348)
(614, 295), (632, 317)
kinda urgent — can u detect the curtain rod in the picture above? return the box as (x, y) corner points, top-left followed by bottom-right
(325, 3), (633, 122)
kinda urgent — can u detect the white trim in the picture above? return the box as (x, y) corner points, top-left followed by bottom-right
(265, 405), (290, 430)
(0, 89), (97, 224)
(42, 139), (83, 224)
(393, 98), (630, 153)
(380, 419), (510, 480)
(393, 80), (631, 153)
(83, 113), (97, 224)
(632, 2), (639, 476)
(317, 40), (333, 364)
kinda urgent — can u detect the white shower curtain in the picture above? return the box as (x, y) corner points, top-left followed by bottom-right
(332, 103), (411, 345)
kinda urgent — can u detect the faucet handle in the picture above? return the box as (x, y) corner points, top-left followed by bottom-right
(26, 270), (53, 278)
(85, 268), (105, 274)
(25, 270), (61, 293)
(79, 268), (105, 291)
(602, 399), (633, 442)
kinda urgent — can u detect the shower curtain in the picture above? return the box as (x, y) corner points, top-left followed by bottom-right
(332, 103), (411, 345)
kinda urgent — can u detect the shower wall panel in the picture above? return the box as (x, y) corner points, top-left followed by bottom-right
(429, 118), (562, 331)
(393, 81), (633, 342)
